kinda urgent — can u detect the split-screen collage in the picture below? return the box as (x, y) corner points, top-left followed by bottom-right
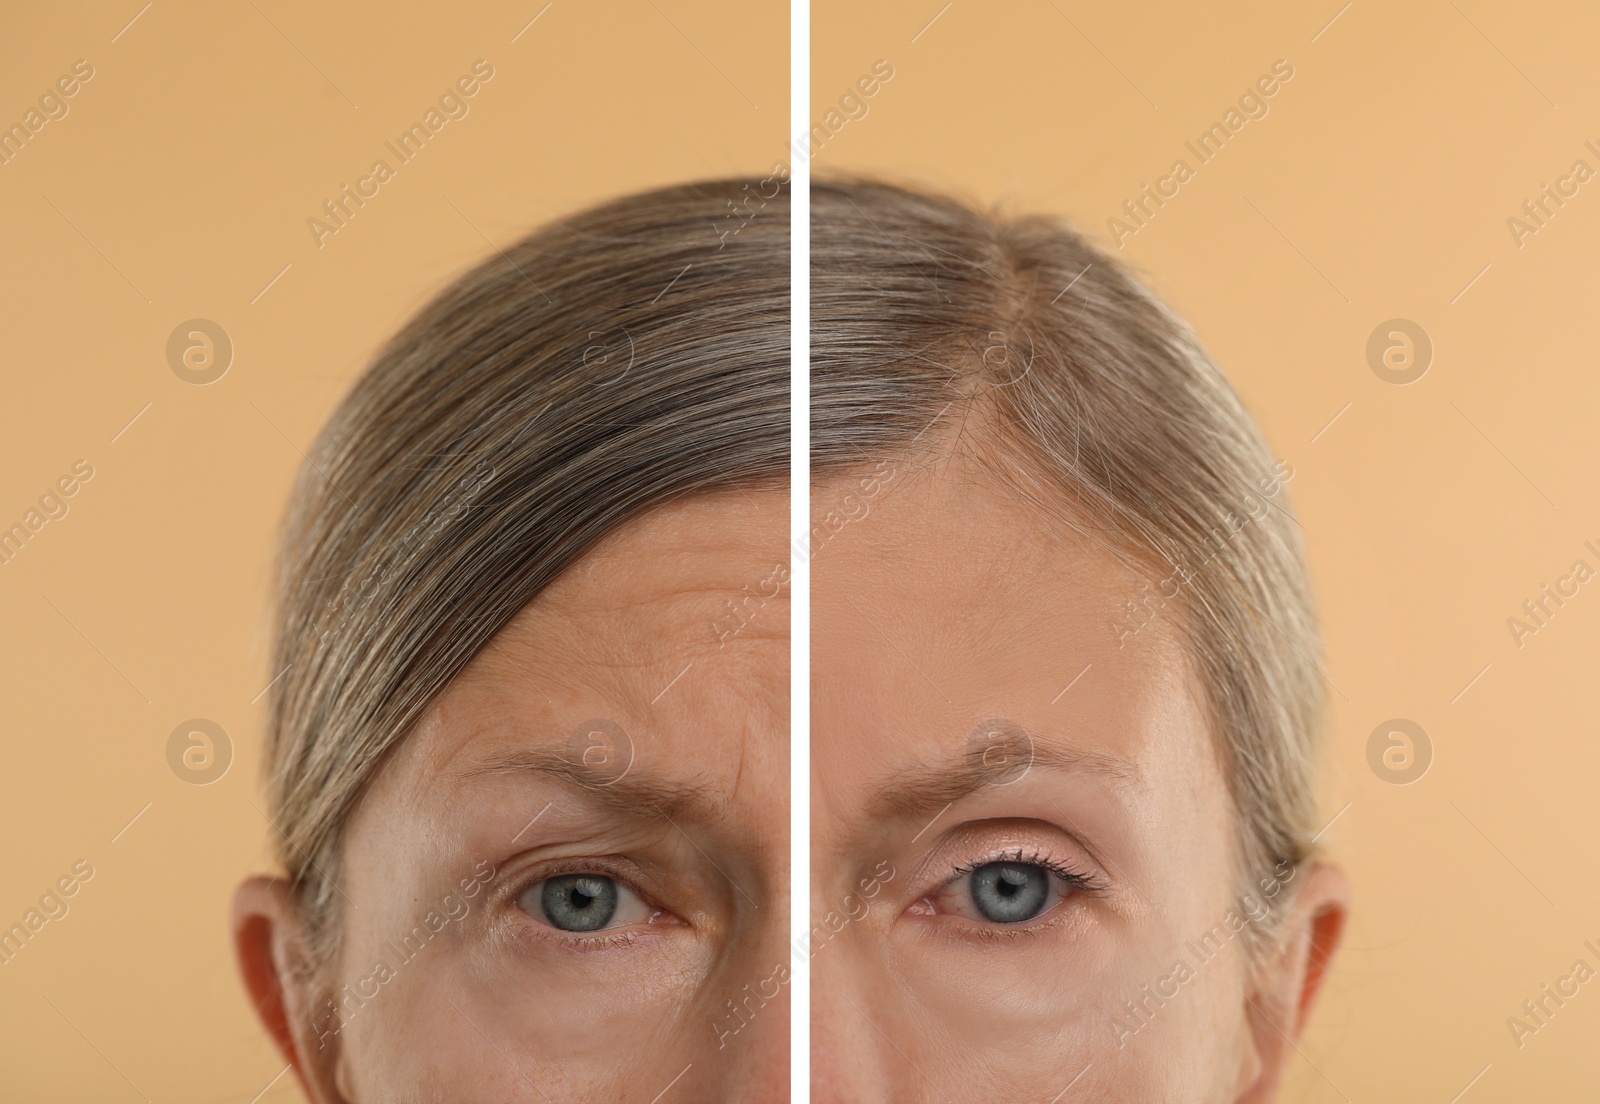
(5, 2), (1599, 1101)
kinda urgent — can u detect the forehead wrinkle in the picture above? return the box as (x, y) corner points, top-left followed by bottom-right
(449, 744), (727, 824)
(870, 722), (1143, 821)
(498, 574), (788, 657)
(547, 575), (790, 618)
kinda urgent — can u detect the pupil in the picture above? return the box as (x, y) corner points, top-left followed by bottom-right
(969, 861), (1051, 924)
(541, 874), (619, 932)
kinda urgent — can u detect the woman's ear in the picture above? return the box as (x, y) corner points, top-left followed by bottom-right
(1234, 861), (1351, 1103)
(231, 877), (347, 1103)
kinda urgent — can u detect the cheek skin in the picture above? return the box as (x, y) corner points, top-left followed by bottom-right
(323, 727), (735, 1103)
(871, 740), (1245, 1101)
(332, 938), (712, 1102)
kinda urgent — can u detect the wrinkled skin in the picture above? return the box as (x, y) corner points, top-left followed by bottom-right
(235, 491), (790, 1103)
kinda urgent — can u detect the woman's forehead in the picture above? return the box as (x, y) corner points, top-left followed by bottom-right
(371, 490), (791, 817)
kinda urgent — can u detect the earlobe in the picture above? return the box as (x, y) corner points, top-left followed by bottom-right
(231, 876), (343, 1103)
(1234, 861), (1351, 1103)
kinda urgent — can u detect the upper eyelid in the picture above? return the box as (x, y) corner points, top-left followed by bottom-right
(947, 847), (1079, 876)
(945, 856), (1102, 898)
(908, 822), (1107, 891)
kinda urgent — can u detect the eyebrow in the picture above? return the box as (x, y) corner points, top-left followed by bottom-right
(872, 720), (1142, 821)
(450, 745), (725, 825)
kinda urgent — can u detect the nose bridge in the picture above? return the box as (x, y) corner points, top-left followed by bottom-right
(702, 901), (793, 1104)
(810, 929), (903, 1104)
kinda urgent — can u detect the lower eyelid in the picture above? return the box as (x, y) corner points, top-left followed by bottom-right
(507, 914), (660, 953)
(912, 898), (1078, 946)
(966, 912), (1067, 941)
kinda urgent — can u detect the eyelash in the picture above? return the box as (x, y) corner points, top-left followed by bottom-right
(946, 847), (1102, 894)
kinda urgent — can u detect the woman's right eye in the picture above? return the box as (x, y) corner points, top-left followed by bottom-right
(519, 873), (653, 933)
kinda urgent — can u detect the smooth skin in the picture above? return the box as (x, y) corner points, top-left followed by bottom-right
(811, 450), (1348, 1103)
(234, 491), (790, 1103)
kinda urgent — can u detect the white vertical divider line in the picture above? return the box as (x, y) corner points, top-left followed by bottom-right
(789, 0), (811, 1095)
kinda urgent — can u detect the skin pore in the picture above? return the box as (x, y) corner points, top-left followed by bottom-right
(811, 449), (1347, 1103)
(233, 490), (789, 1103)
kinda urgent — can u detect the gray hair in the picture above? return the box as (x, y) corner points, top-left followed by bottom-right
(264, 177), (789, 968)
(811, 174), (1324, 944)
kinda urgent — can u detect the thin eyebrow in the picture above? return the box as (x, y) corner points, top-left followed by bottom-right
(450, 746), (725, 825)
(872, 722), (1142, 820)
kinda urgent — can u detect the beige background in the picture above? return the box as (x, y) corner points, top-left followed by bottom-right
(0, 2), (784, 1099)
(7, 0), (1599, 1099)
(814, 0), (1600, 1100)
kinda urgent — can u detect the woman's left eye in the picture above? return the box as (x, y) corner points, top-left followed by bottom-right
(934, 860), (1073, 924)
(518, 873), (654, 933)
